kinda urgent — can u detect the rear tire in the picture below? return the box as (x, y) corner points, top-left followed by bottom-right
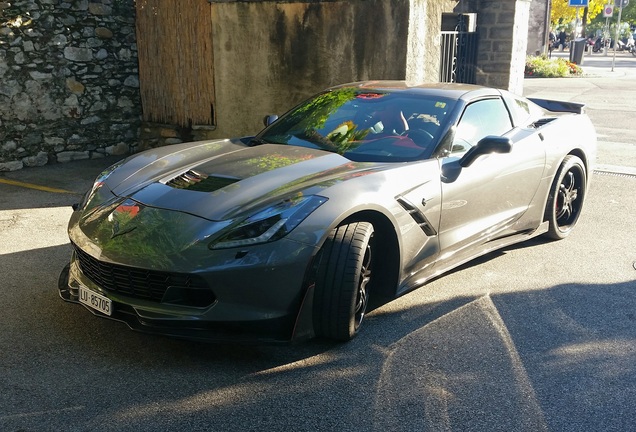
(313, 222), (374, 341)
(544, 155), (586, 240)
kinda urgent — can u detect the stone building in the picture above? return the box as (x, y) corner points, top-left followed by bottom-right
(0, 0), (534, 172)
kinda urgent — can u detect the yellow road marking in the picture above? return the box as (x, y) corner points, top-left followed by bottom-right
(0, 178), (76, 194)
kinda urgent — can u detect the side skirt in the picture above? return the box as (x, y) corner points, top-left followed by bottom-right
(397, 221), (549, 297)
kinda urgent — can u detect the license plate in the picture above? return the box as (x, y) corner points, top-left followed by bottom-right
(79, 286), (112, 316)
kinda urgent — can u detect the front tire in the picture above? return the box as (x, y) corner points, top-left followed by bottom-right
(313, 222), (374, 341)
(544, 155), (587, 240)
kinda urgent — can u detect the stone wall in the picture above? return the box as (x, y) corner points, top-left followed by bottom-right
(0, 0), (140, 171)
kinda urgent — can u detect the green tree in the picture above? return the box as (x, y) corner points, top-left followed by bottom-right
(551, 0), (604, 26)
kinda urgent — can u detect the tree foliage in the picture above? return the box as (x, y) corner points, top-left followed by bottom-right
(552, 0), (636, 28)
(551, 0), (604, 27)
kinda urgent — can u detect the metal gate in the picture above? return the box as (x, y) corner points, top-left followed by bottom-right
(439, 31), (478, 84)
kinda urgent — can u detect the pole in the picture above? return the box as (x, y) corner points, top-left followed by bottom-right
(612, 3), (624, 71)
(605, 16), (610, 56)
(544, 0), (553, 56)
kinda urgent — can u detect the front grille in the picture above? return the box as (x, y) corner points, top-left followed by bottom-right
(73, 244), (211, 304)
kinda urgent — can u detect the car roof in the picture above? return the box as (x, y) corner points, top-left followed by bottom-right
(328, 80), (501, 102)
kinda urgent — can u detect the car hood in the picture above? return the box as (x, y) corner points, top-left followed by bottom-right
(105, 140), (380, 221)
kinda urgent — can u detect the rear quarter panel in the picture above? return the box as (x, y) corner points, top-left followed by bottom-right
(527, 112), (597, 226)
(538, 113), (597, 181)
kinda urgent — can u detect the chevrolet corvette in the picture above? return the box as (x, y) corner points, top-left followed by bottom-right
(59, 81), (597, 342)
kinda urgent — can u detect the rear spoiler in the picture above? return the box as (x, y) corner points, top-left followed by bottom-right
(528, 98), (585, 114)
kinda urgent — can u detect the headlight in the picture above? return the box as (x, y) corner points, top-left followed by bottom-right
(210, 195), (327, 249)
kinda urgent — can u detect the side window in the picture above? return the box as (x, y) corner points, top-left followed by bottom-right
(511, 97), (531, 124)
(504, 94), (533, 127)
(451, 98), (513, 155)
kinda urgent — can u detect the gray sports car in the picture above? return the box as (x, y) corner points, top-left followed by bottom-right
(59, 81), (597, 343)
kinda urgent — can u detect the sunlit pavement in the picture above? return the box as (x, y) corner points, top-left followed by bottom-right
(524, 49), (636, 172)
(547, 49), (636, 77)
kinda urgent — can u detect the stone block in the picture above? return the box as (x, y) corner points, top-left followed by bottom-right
(22, 151), (49, 167)
(105, 142), (129, 155)
(159, 127), (179, 138)
(0, 160), (24, 171)
(95, 27), (114, 39)
(29, 71), (53, 80)
(44, 137), (65, 146)
(2, 141), (17, 152)
(66, 77), (85, 94)
(489, 26), (513, 40)
(493, 40), (513, 52)
(0, 79), (21, 97)
(89, 3), (112, 15)
(56, 151), (90, 162)
(64, 47), (93, 62)
(123, 75), (139, 87)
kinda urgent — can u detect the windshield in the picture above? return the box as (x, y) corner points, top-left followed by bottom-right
(257, 88), (456, 162)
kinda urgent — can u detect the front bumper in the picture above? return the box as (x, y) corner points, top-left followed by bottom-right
(59, 240), (320, 343)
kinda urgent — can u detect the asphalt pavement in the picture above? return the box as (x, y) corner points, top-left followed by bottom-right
(1, 58), (636, 432)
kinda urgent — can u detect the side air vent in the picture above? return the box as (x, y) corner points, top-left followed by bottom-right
(396, 197), (437, 236)
(530, 118), (556, 128)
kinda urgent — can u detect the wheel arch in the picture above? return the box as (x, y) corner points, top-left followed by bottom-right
(291, 208), (401, 341)
(541, 148), (591, 220)
(542, 152), (588, 240)
(567, 148), (592, 182)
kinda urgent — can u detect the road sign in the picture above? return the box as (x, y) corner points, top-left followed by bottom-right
(569, 0), (589, 6)
(614, 0), (629, 7)
(604, 4), (614, 16)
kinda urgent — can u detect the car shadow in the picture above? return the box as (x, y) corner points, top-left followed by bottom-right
(5, 238), (636, 431)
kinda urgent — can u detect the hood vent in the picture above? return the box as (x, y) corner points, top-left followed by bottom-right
(165, 170), (240, 192)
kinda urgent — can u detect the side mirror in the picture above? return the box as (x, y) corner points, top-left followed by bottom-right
(459, 136), (512, 168)
(263, 114), (279, 127)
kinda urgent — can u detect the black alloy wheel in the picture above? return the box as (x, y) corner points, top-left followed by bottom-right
(313, 222), (374, 341)
(545, 155), (587, 240)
